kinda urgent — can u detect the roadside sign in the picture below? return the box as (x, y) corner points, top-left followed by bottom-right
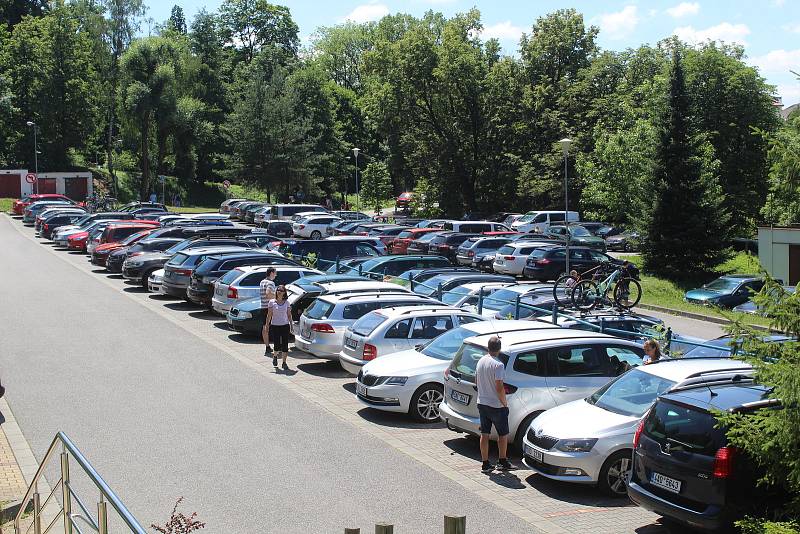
(25, 173), (37, 184)
(159, 175), (166, 184)
(222, 180), (231, 189)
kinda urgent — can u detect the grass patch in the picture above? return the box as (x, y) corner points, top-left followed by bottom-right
(0, 198), (13, 213)
(169, 205), (219, 213)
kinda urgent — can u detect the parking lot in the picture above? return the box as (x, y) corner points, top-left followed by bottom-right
(0, 212), (727, 533)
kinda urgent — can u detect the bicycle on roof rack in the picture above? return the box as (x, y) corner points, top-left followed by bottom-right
(566, 261), (642, 312)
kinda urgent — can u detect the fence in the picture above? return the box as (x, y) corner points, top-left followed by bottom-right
(344, 515), (466, 533)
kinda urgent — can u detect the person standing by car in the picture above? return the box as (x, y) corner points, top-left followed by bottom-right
(643, 338), (662, 364)
(260, 267), (278, 356)
(266, 285), (292, 369)
(476, 335), (512, 473)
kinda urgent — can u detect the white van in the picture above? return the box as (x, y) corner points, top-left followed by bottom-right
(511, 211), (578, 233)
(264, 204), (328, 222)
(441, 221), (510, 233)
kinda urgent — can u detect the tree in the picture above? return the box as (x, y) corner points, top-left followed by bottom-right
(167, 5), (185, 34)
(1, 0), (48, 28)
(642, 50), (729, 278)
(760, 114), (800, 225)
(360, 161), (391, 213)
(218, 0), (298, 64)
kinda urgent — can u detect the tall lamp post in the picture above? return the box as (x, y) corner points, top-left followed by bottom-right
(352, 147), (360, 212)
(559, 138), (572, 275)
(26, 121), (39, 194)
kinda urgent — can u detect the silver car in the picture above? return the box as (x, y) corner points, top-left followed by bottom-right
(294, 292), (439, 360)
(211, 265), (321, 315)
(439, 330), (646, 448)
(339, 306), (484, 375)
(523, 359), (752, 497)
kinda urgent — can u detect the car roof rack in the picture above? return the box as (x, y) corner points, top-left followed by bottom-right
(667, 369), (755, 394)
(395, 306), (457, 315)
(334, 292), (426, 301)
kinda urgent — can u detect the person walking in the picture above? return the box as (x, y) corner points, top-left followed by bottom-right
(643, 338), (662, 364)
(476, 335), (512, 473)
(266, 285), (292, 369)
(149, 191), (157, 204)
(260, 267), (277, 356)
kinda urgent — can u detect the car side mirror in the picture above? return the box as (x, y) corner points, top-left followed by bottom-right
(415, 344), (424, 350)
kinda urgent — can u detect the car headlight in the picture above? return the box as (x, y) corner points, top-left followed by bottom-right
(385, 376), (408, 385)
(126, 260), (143, 267)
(238, 311), (253, 319)
(554, 438), (597, 453)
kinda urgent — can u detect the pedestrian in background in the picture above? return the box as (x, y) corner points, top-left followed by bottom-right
(260, 267), (277, 356)
(476, 335), (512, 473)
(267, 285), (292, 369)
(149, 191), (157, 204)
(643, 338), (662, 364)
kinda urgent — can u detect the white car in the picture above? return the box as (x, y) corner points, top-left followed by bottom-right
(292, 215), (342, 239)
(492, 241), (551, 275)
(354, 319), (562, 422)
(437, 281), (514, 309)
(148, 268), (165, 293)
(470, 282), (552, 317)
(522, 359), (753, 497)
(211, 265), (321, 315)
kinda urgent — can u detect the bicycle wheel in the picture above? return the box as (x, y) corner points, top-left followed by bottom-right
(613, 278), (642, 309)
(571, 280), (600, 311)
(552, 275), (575, 307)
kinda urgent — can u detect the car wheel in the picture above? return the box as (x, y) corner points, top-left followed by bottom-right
(623, 243), (628, 252)
(409, 384), (444, 423)
(514, 411), (543, 451)
(599, 450), (632, 497)
(310, 230), (322, 239)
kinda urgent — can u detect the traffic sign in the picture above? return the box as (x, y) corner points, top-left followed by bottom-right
(159, 175), (166, 184)
(222, 180), (231, 189)
(25, 173), (37, 184)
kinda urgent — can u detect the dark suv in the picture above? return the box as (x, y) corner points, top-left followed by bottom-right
(522, 245), (634, 282)
(628, 378), (779, 531)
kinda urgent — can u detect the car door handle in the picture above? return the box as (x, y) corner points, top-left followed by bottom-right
(554, 386), (568, 392)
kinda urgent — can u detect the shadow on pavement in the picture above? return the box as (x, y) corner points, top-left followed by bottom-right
(524, 473), (632, 508)
(355, 406), (446, 430)
(106, 274), (124, 280)
(188, 310), (219, 321)
(634, 520), (679, 533)
(296, 360), (350, 378)
(123, 286), (149, 293)
(148, 294), (174, 301)
(163, 301), (197, 311)
(486, 470), (526, 489)
(90, 268), (106, 274)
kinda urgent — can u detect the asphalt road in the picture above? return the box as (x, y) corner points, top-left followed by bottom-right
(0, 215), (537, 533)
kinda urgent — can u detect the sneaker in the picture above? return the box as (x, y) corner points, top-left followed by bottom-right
(497, 458), (513, 471)
(282, 362), (289, 370)
(272, 355), (278, 366)
(264, 345), (273, 354)
(481, 461), (495, 473)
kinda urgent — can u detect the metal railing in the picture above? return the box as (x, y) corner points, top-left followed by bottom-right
(15, 432), (146, 534)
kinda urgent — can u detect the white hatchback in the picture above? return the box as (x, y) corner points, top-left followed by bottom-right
(211, 265), (322, 315)
(492, 241), (552, 275)
(292, 215), (342, 239)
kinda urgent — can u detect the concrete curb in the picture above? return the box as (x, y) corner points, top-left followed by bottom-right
(637, 303), (772, 332)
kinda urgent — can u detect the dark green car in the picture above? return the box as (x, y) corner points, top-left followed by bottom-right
(543, 224), (607, 252)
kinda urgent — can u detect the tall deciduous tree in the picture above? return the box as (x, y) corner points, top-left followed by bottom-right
(218, 0), (298, 64)
(642, 50), (729, 278)
(360, 161), (391, 213)
(761, 113), (800, 225)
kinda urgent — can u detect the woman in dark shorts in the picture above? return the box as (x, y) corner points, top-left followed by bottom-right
(266, 285), (292, 369)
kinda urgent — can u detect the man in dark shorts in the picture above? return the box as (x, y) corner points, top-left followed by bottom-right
(476, 335), (511, 473)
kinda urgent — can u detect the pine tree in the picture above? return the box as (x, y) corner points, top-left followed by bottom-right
(642, 50), (729, 279)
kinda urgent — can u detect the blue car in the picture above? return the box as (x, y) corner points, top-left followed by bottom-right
(733, 285), (796, 314)
(684, 274), (765, 308)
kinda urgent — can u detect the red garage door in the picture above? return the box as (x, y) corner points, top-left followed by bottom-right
(38, 178), (56, 194)
(0, 173), (21, 198)
(64, 177), (88, 200)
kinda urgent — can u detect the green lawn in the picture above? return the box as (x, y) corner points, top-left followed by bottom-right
(0, 198), (13, 213)
(621, 252), (772, 328)
(169, 205), (219, 213)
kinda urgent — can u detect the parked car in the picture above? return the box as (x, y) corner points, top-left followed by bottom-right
(273, 239), (381, 271)
(522, 246), (632, 282)
(389, 228), (442, 254)
(492, 241), (552, 275)
(148, 268), (165, 293)
(324, 256), (375, 275)
(324, 236), (388, 255)
(357, 255), (452, 280)
(354, 320), (561, 422)
(439, 282), (514, 309)
(23, 201), (75, 223)
(160, 246), (254, 297)
(395, 192), (414, 211)
(543, 224), (607, 252)
(119, 201), (166, 212)
(294, 292), (439, 359)
(50, 212), (135, 242)
(339, 306), (484, 375)
(685, 275), (766, 308)
(440, 329), (647, 448)
(493, 291), (560, 320)
(211, 265), (321, 314)
(258, 220), (293, 237)
(11, 194), (73, 215)
(242, 202), (269, 223)
(441, 221), (510, 233)
(474, 283), (552, 317)
(414, 219), (448, 229)
(88, 221), (160, 254)
(186, 250), (299, 306)
(605, 231), (640, 252)
(91, 228), (157, 266)
(628, 378), (777, 530)
(331, 211), (371, 221)
(219, 198), (248, 214)
(524, 359), (753, 497)
(291, 215), (340, 239)
(455, 236), (513, 268)
(682, 333), (795, 358)
(428, 233), (478, 263)
(511, 210), (579, 233)
(35, 207), (85, 231)
(264, 204), (327, 222)
(733, 285), (796, 314)
(39, 212), (87, 239)
(406, 230), (447, 255)
(412, 273), (515, 299)
(106, 237), (183, 273)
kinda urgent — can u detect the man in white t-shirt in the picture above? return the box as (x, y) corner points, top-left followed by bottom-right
(259, 267), (277, 355)
(475, 335), (511, 473)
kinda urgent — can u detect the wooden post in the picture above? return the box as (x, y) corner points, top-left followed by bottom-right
(344, 529), (360, 534)
(444, 515), (466, 534)
(375, 523), (394, 534)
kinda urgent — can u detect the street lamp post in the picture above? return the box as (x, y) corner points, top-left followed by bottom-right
(559, 138), (572, 275)
(26, 121), (39, 194)
(352, 147), (360, 212)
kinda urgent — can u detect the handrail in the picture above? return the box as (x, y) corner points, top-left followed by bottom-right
(15, 431), (147, 534)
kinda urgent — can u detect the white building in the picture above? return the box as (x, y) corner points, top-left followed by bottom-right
(758, 226), (800, 286)
(0, 169), (93, 199)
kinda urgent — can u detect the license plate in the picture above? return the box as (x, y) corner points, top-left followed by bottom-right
(215, 287), (224, 296)
(524, 444), (543, 463)
(650, 471), (682, 493)
(496, 260), (504, 265)
(450, 390), (471, 405)
(345, 337), (358, 349)
(227, 316), (233, 325)
(356, 382), (367, 397)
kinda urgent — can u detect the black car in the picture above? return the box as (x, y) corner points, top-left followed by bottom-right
(106, 237), (184, 273)
(429, 233), (478, 263)
(406, 231), (447, 255)
(259, 220), (293, 238)
(272, 240), (381, 271)
(358, 255), (453, 280)
(324, 256), (376, 275)
(628, 377), (778, 531)
(522, 245), (636, 282)
(186, 251), (299, 306)
(120, 201), (166, 212)
(40, 212), (86, 239)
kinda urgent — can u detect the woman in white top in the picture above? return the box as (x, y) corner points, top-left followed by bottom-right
(267, 285), (293, 369)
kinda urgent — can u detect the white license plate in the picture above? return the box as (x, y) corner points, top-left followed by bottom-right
(496, 260), (504, 265)
(524, 444), (543, 463)
(650, 471), (682, 493)
(356, 382), (367, 397)
(345, 337), (358, 349)
(215, 287), (224, 296)
(227, 316), (233, 325)
(450, 390), (471, 405)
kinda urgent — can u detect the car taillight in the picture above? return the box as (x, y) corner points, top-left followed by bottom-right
(444, 368), (451, 380)
(633, 418), (646, 448)
(503, 383), (518, 395)
(298, 224), (305, 229)
(467, 251), (474, 257)
(363, 343), (378, 361)
(175, 268), (192, 276)
(536, 258), (551, 265)
(311, 323), (335, 333)
(504, 255), (515, 260)
(713, 446), (735, 478)
(129, 251), (144, 257)
(44, 223), (49, 230)
(227, 287), (238, 299)
(440, 244), (451, 250)
(270, 241), (282, 247)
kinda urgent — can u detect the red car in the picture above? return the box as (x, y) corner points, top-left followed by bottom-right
(389, 227), (441, 254)
(67, 231), (89, 251)
(11, 194), (72, 215)
(395, 192), (414, 211)
(91, 227), (157, 266)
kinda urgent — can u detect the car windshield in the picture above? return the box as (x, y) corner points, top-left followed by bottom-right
(420, 327), (474, 361)
(704, 278), (740, 292)
(569, 226), (591, 237)
(441, 285), (471, 305)
(516, 214), (535, 223)
(482, 288), (520, 311)
(166, 252), (190, 266)
(416, 232), (441, 243)
(586, 369), (676, 417)
(415, 275), (450, 296)
(119, 231), (148, 245)
(351, 312), (388, 337)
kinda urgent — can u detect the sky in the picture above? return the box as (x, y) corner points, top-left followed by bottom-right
(142, 0), (800, 105)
